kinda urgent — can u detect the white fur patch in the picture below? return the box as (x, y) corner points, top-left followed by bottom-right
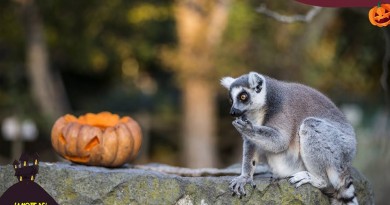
(249, 76), (267, 111)
(243, 105), (267, 127)
(349, 197), (358, 205)
(327, 167), (341, 189)
(230, 87), (241, 103)
(220, 77), (235, 89)
(248, 72), (261, 89)
(267, 154), (301, 177)
(341, 186), (355, 198)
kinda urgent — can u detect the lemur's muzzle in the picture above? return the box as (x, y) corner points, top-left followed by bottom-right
(230, 107), (244, 117)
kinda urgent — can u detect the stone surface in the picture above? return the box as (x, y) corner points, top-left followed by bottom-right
(0, 162), (374, 205)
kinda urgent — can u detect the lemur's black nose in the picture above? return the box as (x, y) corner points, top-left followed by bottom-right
(230, 108), (244, 117)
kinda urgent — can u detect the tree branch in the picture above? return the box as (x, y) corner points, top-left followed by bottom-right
(256, 4), (322, 23)
(134, 163), (271, 177)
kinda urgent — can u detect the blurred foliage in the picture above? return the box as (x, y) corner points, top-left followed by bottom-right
(218, 1), (384, 104)
(0, 0), (389, 203)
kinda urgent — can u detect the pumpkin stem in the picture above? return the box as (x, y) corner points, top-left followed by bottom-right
(378, 2), (381, 7)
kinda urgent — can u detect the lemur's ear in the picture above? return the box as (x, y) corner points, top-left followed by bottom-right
(220, 77), (235, 89)
(248, 72), (263, 93)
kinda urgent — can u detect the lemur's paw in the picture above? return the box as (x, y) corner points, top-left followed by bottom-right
(229, 175), (256, 197)
(288, 171), (311, 188)
(232, 118), (253, 133)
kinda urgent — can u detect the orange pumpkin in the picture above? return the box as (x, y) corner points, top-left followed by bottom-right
(51, 112), (142, 167)
(369, 3), (390, 27)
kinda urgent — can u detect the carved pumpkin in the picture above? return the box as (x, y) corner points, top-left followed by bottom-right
(51, 112), (142, 167)
(369, 3), (390, 27)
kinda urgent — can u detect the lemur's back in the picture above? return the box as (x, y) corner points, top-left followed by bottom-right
(265, 77), (352, 133)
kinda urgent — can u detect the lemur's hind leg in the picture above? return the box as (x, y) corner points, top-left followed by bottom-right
(289, 171), (327, 189)
(290, 117), (358, 205)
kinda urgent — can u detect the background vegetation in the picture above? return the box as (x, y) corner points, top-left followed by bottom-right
(0, 0), (389, 203)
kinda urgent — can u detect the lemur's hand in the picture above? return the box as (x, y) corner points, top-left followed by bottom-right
(233, 118), (254, 135)
(229, 175), (256, 197)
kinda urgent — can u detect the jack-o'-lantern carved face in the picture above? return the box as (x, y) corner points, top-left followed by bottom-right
(369, 3), (390, 27)
(51, 112), (142, 167)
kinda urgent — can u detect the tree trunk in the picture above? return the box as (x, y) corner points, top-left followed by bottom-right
(174, 0), (231, 168)
(183, 78), (217, 167)
(18, 0), (69, 120)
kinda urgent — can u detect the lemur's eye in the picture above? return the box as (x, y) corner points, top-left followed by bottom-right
(240, 93), (248, 101)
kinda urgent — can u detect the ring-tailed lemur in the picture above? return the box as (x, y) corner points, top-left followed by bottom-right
(221, 72), (358, 205)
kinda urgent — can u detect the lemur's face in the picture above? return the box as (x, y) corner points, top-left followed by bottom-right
(221, 72), (266, 118)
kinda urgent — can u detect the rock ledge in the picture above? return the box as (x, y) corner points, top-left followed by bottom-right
(0, 163), (374, 205)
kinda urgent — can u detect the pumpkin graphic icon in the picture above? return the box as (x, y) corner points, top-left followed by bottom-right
(369, 3), (390, 27)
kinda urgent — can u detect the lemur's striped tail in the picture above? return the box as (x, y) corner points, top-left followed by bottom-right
(329, 176), (358, 205)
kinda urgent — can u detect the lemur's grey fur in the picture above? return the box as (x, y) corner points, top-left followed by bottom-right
(221, 72), (358, 205)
